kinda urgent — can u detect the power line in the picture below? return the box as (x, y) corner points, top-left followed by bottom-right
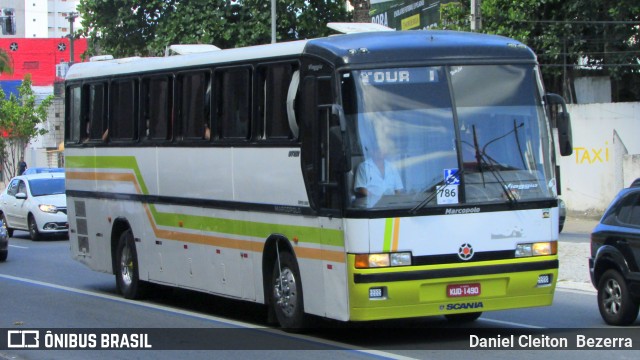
(521, 20), (640, 25)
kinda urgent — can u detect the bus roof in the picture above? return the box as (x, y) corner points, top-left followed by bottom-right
(304, 30), (537, 67)
(65, 30), (536, 81)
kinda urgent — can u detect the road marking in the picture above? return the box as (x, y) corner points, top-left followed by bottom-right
(479, 318), (544, 329)
(0, 273), (414, 359)
(8, 245), (28, 249)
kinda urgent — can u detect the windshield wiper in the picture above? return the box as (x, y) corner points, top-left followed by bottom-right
(410, 170), (462, 214)
(474, 146), (518, 205)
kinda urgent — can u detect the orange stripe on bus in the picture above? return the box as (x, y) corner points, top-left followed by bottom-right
(66, 170), (345, 263)
(392, 217), (400, 252)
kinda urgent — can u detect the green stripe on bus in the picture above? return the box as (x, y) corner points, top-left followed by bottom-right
(149, 208), (343, 247)
(383, 218), (393, 252)
(66, 155), (149, 194)
(66, 155), (344, 248)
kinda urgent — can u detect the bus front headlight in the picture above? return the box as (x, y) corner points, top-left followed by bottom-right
(355, 252), (412, 269)
(515, 241), (557, 257)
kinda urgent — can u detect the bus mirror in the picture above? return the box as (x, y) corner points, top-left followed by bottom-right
(544, 93), (573, 156)
(557, 111), (572, 156)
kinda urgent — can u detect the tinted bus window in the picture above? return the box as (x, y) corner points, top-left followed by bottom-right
(86, 83), (107, 141)
(66, 85), (82, 142)
(178, 71), (210, 140)
(142, 76), (172, 140)
(215, 68), (251, 139)
(110, 80), (138, 141)
(257, 63), (297, 140)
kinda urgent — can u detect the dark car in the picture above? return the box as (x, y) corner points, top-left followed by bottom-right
(589, 185), (640, 325)
(558, 198), (566, 233)
(0, 219), (7, 262)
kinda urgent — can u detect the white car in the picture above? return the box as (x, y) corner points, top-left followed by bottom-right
(0, 173), (68, 240)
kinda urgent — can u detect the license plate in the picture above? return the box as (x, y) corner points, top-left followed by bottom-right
(447, 283), (481, 297)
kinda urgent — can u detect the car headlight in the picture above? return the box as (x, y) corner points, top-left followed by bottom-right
(39, 204), (59, 213)
(355, 252), (412, 269)
(515, 241), (557, 257)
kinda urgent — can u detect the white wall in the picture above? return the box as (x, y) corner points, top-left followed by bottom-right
(558, 102), (640, 215)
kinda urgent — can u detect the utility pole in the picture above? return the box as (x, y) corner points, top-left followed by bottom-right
(65, 12), (79, 64)
(271, 0), (276, 44)
(470, 0), (482, 31)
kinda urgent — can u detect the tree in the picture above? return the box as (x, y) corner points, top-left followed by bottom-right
(0, 48), (12, 75)
(78, 0), (351, 57)
(0, 74), (53, 180)
(438, 0), (640, 101)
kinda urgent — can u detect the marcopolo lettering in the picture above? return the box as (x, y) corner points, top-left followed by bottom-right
(445, 207), (481, 215)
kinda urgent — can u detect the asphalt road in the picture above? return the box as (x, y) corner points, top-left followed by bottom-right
(0, 220), (638, 360)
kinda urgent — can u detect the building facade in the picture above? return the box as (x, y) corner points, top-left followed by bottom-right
(1, 0), (84, 176)
(0, 0), (82, 38)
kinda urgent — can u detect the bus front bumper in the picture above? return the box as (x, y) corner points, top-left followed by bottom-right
(347, 255), (558, 321)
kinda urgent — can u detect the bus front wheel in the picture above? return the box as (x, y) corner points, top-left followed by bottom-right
(271, 251), (307, 330)
(115, 229), (146, 299)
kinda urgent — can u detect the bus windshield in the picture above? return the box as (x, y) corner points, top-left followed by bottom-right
(343, 65), (555, 210)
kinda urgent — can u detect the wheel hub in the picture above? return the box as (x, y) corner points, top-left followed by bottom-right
(603, 278), (622, 315)
(274, 268), (297, 317)
(120, 246), (133, 287)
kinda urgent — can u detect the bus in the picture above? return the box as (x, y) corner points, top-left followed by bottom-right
(65, 26), (573, 329)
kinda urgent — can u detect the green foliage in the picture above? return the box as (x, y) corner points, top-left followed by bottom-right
(78, 0), (351, 57)
(0, 49), (12, 75)
(439, 2), (469, 31)
(0, 74), (53, 179)
(437, 0), (640, 98)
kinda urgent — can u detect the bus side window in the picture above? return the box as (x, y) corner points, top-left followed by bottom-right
(65, 85), (82, 143)
(110, 79), (138, 141)
(142, 76), (172, 141)
(177, 71), (210, 140)
(86, 83), (107, 142)
(257, 62), (297, 140)
(215, 67), (251, 140)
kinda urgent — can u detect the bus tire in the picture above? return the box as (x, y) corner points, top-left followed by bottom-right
(271, 251), (307, 331)
(444, 312), (482, 323)
(597, 269), (639, 326)
(115, 229), (147, 299)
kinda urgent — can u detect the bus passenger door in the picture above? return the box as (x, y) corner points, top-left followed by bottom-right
(300, 76), (345, 212)
(300, 73), (349, 319)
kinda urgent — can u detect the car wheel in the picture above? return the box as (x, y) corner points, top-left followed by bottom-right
(28, 215), (41, 241)
(445, 312), (483, 323)
(271, 251), (308, 330)
(597, 269), (639, 326)
(2, 214), (13, 237)
(0, 250), (6, 262)
(115, 229), (147, 299)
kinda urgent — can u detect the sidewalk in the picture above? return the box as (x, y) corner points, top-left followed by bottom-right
(556, 216), (599, 293)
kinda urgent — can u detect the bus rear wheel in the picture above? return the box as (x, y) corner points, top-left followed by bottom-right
(271, 251), (307, 330)
(115, 229), (146, 299)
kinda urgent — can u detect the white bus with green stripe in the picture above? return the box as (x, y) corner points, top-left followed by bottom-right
(65, 27), (573, 329)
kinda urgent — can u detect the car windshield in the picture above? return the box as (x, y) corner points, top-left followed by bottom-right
(342, 65), (555, 210)
(28, 178), (66, 197)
